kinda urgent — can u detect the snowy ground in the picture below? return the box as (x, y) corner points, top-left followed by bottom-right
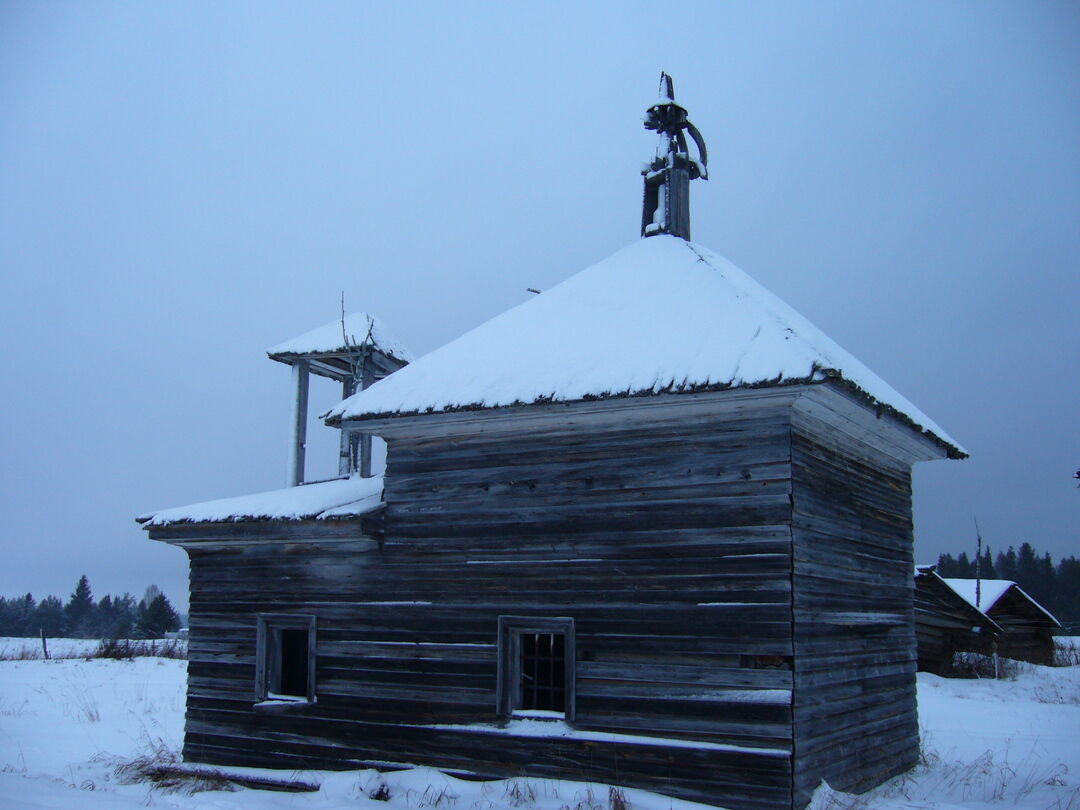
(0, 639), (1077, 810)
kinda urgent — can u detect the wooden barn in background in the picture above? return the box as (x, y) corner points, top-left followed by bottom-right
(142, 78), (966, 810)
(940, 578), (1061, 665)
(913, 566), (1001, 674)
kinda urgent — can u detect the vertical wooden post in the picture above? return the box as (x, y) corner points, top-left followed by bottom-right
(359, 352), (376, 478)
(337, 350), (377, 478)
(286, 359), (310, 487)
(338, 376), (357, 476)
(665, 161), (692, 241)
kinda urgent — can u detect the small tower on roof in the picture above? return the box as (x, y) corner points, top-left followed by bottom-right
(267, 312), (411, 485)
(641, 72), (708, 241)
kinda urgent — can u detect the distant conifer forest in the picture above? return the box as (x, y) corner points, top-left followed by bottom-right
(0, 575), (182, 638)
(935, 542), (1080, 634)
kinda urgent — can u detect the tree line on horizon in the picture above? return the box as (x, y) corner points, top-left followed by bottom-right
(936, 541), (1080, 633)
(0, 575), (182, 639)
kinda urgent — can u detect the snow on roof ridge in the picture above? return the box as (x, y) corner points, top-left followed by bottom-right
(942, 578), (1062, 626)
(138, 474), (384, 527)
(268, 312), (413, 363)
(324, 236), (963, 456)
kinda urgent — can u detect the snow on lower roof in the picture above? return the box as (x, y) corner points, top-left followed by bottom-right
(943, 578), (1061, 626)
(268, 312), (412, 363)
(325, 236), (963, 456)
(138, 474), (383, 527)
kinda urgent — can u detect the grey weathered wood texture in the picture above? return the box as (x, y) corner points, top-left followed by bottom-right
(913, 569), (1001, 674)
(788, 389), (944, 809)
(152, 383), (947, 810)
(966, 587), (1058, 665)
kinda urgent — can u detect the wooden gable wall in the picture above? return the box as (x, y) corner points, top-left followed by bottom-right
(984, 589), (1057, 665)
(913, 571), (999, 674)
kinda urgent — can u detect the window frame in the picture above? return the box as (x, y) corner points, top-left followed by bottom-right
(255, 613), (317, 705)
(497, 615), (576, 722)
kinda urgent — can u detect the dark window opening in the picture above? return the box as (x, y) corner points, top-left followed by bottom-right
(256, 614), (316, 705)
(277, 628), (309, 697)
(519, 632), (566, 712)
(497, 616), (575, 721)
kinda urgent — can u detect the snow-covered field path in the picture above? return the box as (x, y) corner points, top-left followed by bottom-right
(1, 639), (1077, 810)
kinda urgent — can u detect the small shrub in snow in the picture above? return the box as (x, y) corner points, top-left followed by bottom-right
(806, 782), (871, 810)
(96, 638), (138, 660)
(407, 783), (459, 808)
(369, 780), (392, 801)
(1054, 637), (1080, 667)
(876, 740), (1078, 807)
(504, 780), (537, 807)
(949, 651), (1020, 680)
(0, 644), (53, 660)
(607, 786), (631, 810)
(59, 677), (101, 723)
(113, 741), (237, 795)
(96, 638), (187, 660)
(562, 786), (604, 810)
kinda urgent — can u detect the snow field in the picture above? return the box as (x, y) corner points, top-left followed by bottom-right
(0, 644), (1078, 809)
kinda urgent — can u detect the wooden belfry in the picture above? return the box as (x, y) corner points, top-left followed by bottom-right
(267, 313), (410, 485)
(641, 73), (709, 241)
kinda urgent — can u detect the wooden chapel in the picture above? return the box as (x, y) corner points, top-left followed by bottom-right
(142, 75), (965, 810)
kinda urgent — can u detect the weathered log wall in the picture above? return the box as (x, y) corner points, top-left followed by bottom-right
(981, 590), (1057, 665)
(913, 571), (998, 674)
(789, 403), (920, 808)
(161, 396), (800, 810)
(156, 386), (941, 810)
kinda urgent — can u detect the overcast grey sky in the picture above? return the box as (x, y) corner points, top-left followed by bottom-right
(1, 2), (1077, 612)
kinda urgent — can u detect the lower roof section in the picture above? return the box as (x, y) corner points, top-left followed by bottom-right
(137, 474), (383, 528)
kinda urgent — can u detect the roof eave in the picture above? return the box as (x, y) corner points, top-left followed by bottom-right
(327, 370), (965, 461)
(325, 373), (827, 428)
(145, 511), (384, 549)
(814, 369), (967, 460)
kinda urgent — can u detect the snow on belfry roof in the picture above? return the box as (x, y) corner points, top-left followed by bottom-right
(267, 312), (413, 363)
(325, 236), (964, 456)
(137, 474), (384, 527)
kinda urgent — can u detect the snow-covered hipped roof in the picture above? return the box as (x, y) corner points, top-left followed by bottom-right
(943, 578), (1061, 626)
(268, 312), (413, 364)
(326, 236), (963, 456)
(137, 474), (383, 527)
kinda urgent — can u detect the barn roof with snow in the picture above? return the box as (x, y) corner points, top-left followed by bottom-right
(325, 235), (965, 458)
(942, 578), (1061, 626)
